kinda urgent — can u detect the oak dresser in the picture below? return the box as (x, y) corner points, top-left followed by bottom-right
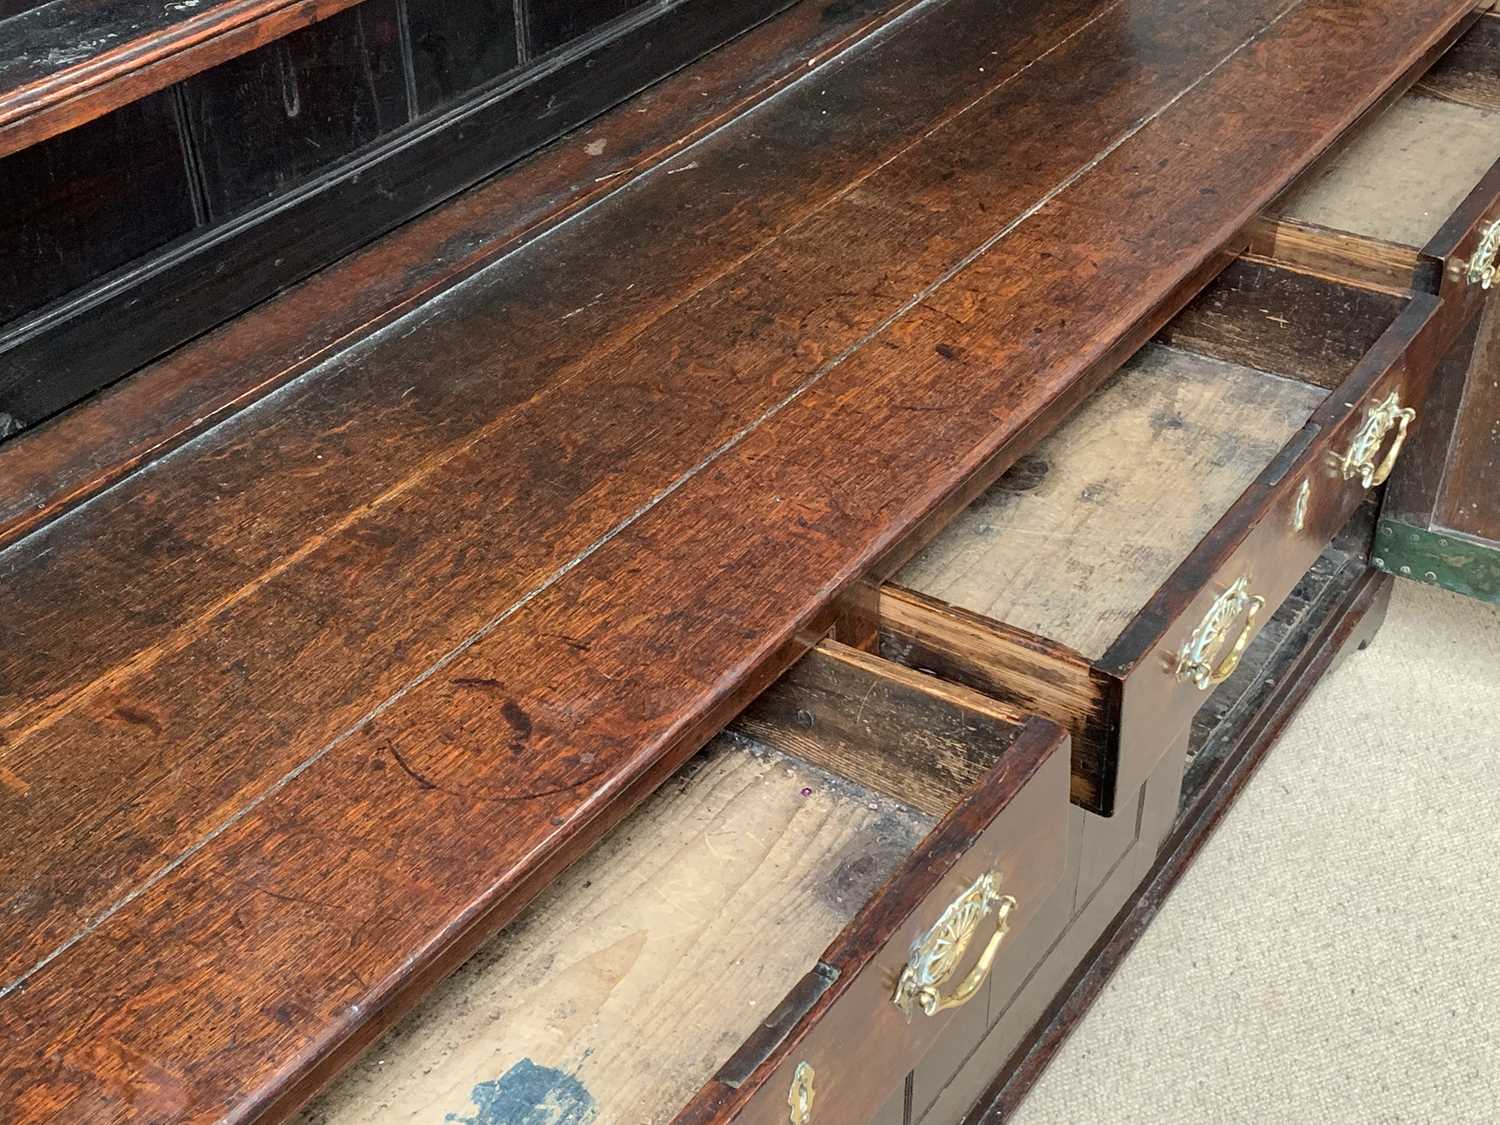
(0, 0), (1496, 1121)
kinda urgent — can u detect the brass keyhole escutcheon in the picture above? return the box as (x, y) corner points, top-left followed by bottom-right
(788, 1061), (816, 1125)
(1336, 390), (1416, 490)
(892, 872), (1015, 1019)
(1176, 576), (1266, 691)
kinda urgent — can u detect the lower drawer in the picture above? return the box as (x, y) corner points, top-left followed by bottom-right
(300, 642), (1070, 1125)
(878, 253), (1445, 816)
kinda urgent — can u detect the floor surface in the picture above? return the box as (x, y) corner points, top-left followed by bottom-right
(1010, 581), (1500, 1124)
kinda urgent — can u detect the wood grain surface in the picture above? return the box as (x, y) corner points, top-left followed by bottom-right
(0, 0), (795, 436)
(1156, 257), (1409, 388)
(877, 581), (1120, 811)
(1416, 10), (1500, 111)
(1432, 300), (1500, 541)
(0, 0), (1476, 1120)
(734, 640), (1028, 817)
(679, 718), (1068, 1125)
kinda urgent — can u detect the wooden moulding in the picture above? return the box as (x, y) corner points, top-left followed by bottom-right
(874, 586), (1116, 813)
(0, 0), (366, 157)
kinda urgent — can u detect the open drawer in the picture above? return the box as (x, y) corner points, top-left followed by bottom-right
(1257, 11), (1500, 603)
(300, 643), (1069, 1125)
(1265, 12), (1500, 316)
(878, 257), (1444, 816)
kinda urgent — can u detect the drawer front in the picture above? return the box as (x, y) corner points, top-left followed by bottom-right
(1426, 158), (1500, 321)
(1106, 291), (1447, 771)
(677, 718), (1070, 1125)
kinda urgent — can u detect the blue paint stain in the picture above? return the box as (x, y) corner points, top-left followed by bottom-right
(445, 1058), (597, 1125)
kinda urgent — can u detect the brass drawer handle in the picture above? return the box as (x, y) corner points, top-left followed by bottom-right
(1458, 219), (1499, 290)
(893, 872), (1015, 1019)
(1336, 390), (1416, 489)
(1175, 576), (1265, 691)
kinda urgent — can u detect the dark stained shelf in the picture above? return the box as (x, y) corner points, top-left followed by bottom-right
(0, 0), (369, 157)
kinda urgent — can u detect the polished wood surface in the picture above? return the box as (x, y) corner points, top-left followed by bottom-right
(0, 0), (1476, 1120)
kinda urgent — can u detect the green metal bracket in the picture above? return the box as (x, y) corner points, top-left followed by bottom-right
(1372, 519), (1500, 605)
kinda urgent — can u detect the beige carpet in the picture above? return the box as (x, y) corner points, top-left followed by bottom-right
(1011, 581), (1500, 1125)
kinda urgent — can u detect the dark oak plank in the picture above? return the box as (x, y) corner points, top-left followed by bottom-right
(0, 0), (1474, 1121)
